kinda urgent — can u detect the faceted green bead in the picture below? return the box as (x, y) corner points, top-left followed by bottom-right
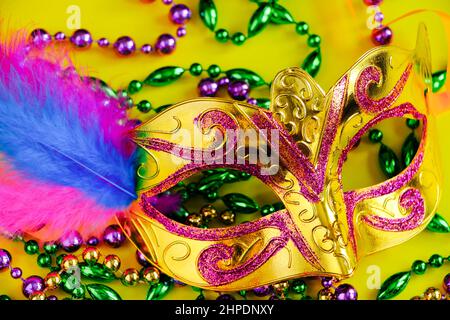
(86, 284), (122, 300)
(43, 242), (59, 255)
(401, 132), (419, 167)
(255, 98), (271, 109)
(239, 290), (247, 298)
(196, 294), (205, 300)
(301, 49), (321, 78)
(307, 34), (321, 48)
(172, 206), (190, 222)
(295, 21), (309, 35)
(189, 63), (203, 76)
(197, 178), (224, 193)
(231, 32), (247, 46)
(270, 3), (295, 24)
(261, 204), (276, 216)
(199, 0), (218, 31)
(207, 64), (221, 78)
(239, 172), (252, 180)
(37, 253), (52, 268)
(144, 66), (185, 86)
(291, 279), (307, 294)
(154, 104), (172, 113)
(0, 295), (11, 300)
(368, 129), (383, 143)
(224, 170), (240, 183)
(273, 202), (285, 211)
(406, 118), (420, 130)
(205, 191), (220, 202)
(248, 2), (272, 37)
(225, 68), (266, 88)
(411, 260), (427, 275)
(301, 295), (313, 300)
(146, 276), (173, 300)
(24, 240), (39, 255)
(80, 262), (117, 282)
(222, 193), (259, 213)
(427, 213), (450, 233)
(137, 100), (152, 113)
(215, 29), (229, 43)
(56, 254), (67, 266)
(178, 188), (189, 202)
(127, 80), (143, 95)
(378, 144), (401, 178)
(429, 254), (444, 268)
(432, 70), (446, 93)
(72, 285), (86, 299)
(377, 271), (411, 300)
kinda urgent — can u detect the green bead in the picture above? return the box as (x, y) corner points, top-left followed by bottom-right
(432, 70), (446, 93)
(196, 294), (205, 300)
(261, 204), (275, 216)
(270, 3), (295, 24)
(43, 242), (59, 255)
(0, 295), (11, 300)
(86, 284), (122, 300)
(186, 182), (198, 195)
(377, 271), (411, 300)
(189, 63), (203, 76)
(37, 253), (52, 268)
(429, 254), (444, 268)
(137, 100), (152, 113)
(427, 213), (450, 233)
(199, 0), (218, 31)
(239, 290), (247, 298)
(291, 279), (307, 294)
(80, 263), (116, 282)
(144, 66), (185, 86)
(301, 49), (321, 78)
(239, 171), (251, 180)
(401, 132), (419, 167)
(178, 188), (189, 202)
(205, 191), (220, 202)
(255, 98), (271, 109)
(301, 295), (313, 300)
(173, 206), (190, 222)
(222, 193), (259, 213)
(369, 129), (383, 143)
(295, 21), (309, 35)
(225, 68), (266, 88)
(56, 254), (66, 266)
(24, 240), (39, 255)
(154, 104), (172, 113)
(307, 34), (321, 48)
(273, 202), (285, 211)
(248, 3), (272, 37)
(127, 80), (143, 95)
(207, 64), (221, 78)
(378, 144), (401, 178)
(146, 276), (173, 300)
(72, 285), (86, 299)
(215, 29), (229, 43)
(406, 119), (420, 130)
(411, 260), (427, 275)
(231, 32), (247, 46)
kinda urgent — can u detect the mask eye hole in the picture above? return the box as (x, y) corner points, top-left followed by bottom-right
(341, 117), (422, 192)
(152, 169), (284, 228)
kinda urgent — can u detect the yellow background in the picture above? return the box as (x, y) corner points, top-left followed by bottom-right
(0, 0), (450, 300)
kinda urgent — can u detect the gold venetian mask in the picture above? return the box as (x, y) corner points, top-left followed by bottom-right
(117, 25), (441, 291)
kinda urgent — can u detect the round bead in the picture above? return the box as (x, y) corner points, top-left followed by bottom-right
(368, 129), (383, 143)
(70, 29), (93, 48)
(54, 32), (66, 41)
(0, 295), (11, 300)
(155, 34), (177, 55)
(215, 29), (229, 43)
(374, 11), (384, 23)
(44, 272), (62, 290)
(291, 279), (307, 294)
(113, 36), (136, 56)
(43, 241), (59, 254)
(128, 80), (143, 94)
(162, 0), (173, 4)
(411, 260), (427, 275)
(37, 253), (52, 268)
(24, 240), (40, 255)
(82, 247), (100, 264)
(56, 254), (66, 266)
(187, 213), (204, 227)
(335, 283), (358, 300)
(189, 63), (203, 76)
(104, 254), (121, 272)
(247, 98), (257, 105)
(121, 268), (140, 286)
(272, 281), (289, 297)
(218, 210), (235, 225)
(47, 295), (58, 300)
(228, 80), (250, 101)
(0, 249), (12, 271)
(141, 44), (153, 54)
(29, 291), (46, 300)
(443, 273), (450, 293)
(217, 76), (230, 87)
(61, 254), (78, 271)
(406, 119), (420, 130)
(137, 100), (152, 113)
(295, 22), (309, 35)
(429, 254), (444, 268)
(136, 250), (151, 267)
(321, 277), (334, 288)
(86, 236), (100, 246)
(198, 78), (219, 97)
(102, 224), (126, 248)
(59, 230), (83, 252)
(30, 29), (52, 47)
(176, 27), (187, 37)
(200, 205), (218, 222)
(169, 4), (192, 25)
(252, 285), (272, 297)
(207, 64), (221, 78)
(371, 26), (393, 46)
(307, 34), (321, 48)
(231, 32), (246, 45)
(364, 0), (383, 5)
(22, 275), (45, 298)
(216, 294), (235, 300)
(72, 285), (86, 299)
(142, 266), (160, 285)
(205, 191), (219, 202)
(97, 38), (110, 47)
(318, 288), (335, 300)
(10, 267), (22, 279)
(424, 287), (442, 300)
(261, 204), (275, 216)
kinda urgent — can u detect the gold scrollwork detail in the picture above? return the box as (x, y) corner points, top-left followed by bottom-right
(312, 225), (336, 253)
(163, 240), (191, 262)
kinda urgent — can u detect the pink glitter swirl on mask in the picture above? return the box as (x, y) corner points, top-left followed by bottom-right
(361, 188), (425, 231)
(355, 64), (412, 114)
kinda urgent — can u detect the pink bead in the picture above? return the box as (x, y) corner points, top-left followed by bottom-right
(371, 26), (393, 46)
(363, 0), (383, 5)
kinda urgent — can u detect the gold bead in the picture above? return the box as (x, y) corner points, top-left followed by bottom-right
(187, 213), (203, 227)
(318, 288), (335, 300)
(61, 254), (78, 271)
(142, 266), (160, 285)
(121, 268), (140, 286)
(200, 205), (217, 222)
(218, 210), (235, 225)
(272, 281), (289, 296)
(104, 254), (121, 272)
(29, 291), (46, 300)
(424, 287), (442, 300)
(44, 272), (62, 290)
(82, 247), (100, 264)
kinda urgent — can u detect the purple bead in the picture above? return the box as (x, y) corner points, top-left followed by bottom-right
(162, 0), (173, 5)
(216, 294), (235, 300)
(70, 29), (93, 48)
(97, 38), (110, 47)
(10, 267), (22, 279)
(59, 230), (83, 252)
(198, 78), (218, 97)
(217, 76), (230, 87)
(30, 29), (52, 48)
(22, 275), (45, 298)
(86, 236), (100, 246)
(136, 250), (151, 267)
(252, 285), (272, 297)
(155, 34), (176, 55)
(247, 98), (257, 105)
(114, 36), (136, 56)
(335, 284), (358, 300)
(321, 277), (334, 288)
(170, 4), (192, 25)
(54, 32), (66, 41)
(0, 249), (11, 271)
(268, 294), (280, 300)
(371, 26), (393, 46)
(102, 224), (126, 248)
(141, 44), (153, 54)
(228, 80), (250, 101)
(443, 273), (450, 293)
(374, 11), (384, 22)
(47, 295), (58, 300)
(173, 279), (187, 287)
(363, 0), (383, 5)
(176, 27), (187, 38)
